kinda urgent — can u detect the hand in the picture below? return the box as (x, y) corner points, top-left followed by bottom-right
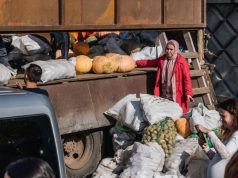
(187, 95), (194, 102)
(198, 136), (208, 150)
(195, 124), (210, 133)
(16, 81), (24, 89)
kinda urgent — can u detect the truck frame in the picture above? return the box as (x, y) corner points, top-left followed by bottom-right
(0, 0), (215, 177)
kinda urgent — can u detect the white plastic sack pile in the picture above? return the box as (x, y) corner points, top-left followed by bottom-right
(23, 59), (76, 83)
(153, 171), (185, 178)
(93, 146), (134, 178)
(68, 57), (77, 66)
(164, 138), (199, 173)
(104, 94), (137, 120)
(120, 142), (165, 178)
(119, 98), (147, 132)
(190, 103), (221, 133)
(140, 94), (183, 125)
(12, 35), (50, 55)
(110, 127), (137, 152)
(0, 64), (13, 85)
(92, 158), (120, 178)
(131, 45), (163, 60)
(105, 94), (147, 132)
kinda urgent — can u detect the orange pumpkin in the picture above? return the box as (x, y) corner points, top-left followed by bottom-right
(73, 42), (90, 55)
(113, 55), (136, 73)
(175, 118), (191, 138)
(92, 56), (117, 74)
(75, 55), (92, 74)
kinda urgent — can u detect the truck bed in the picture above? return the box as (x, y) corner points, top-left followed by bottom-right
(8, 68), (156, 134)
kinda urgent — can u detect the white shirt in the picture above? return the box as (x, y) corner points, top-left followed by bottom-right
(207, 131), (238, 178)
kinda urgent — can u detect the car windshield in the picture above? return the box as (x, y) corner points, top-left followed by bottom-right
(0, 114), (59, 177)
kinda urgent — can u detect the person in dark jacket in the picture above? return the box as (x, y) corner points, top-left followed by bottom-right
(136, 39), (193, 113)
(17, 64), (49, 97)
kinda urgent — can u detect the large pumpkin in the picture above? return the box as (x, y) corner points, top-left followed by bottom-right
(113, 55), (136, 73)
(73, 42), (90, 55)
(92, 56), (117, 74)
(105, 53), (118, 58)
(75, 55), (92, 74)
(175, 118), (191, 138)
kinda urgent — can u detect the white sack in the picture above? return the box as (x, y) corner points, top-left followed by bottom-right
(153, 171), (184, 178)
(12, 36), (28, 55)
(92, 158), (121, 178)
(131, 45), (163, 60)
(104, 94), (137, 120)
(190, 103), (221, 133)
(119, 98), (147, 132)
(0, 64), (13, 85)
(140, 94), (183, 125)
(68, 57), (77, 66)
(164, 138), (199, 173)
(23, 59), (76, 83)
(12, 35), (50, 55)
(120, 142), (165, 178)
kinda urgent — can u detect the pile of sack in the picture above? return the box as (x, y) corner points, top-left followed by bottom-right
(92, 94), (222, 178)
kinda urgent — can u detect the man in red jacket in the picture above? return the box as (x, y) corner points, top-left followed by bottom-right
(136, 39), (193, 113)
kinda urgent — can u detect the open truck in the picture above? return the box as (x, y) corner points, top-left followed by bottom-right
(0, 0), (216, 177)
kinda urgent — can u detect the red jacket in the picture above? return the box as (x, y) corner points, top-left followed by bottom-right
(136, 54), (193, 113)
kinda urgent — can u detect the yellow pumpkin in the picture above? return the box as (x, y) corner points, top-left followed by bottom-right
(75, 55), (92, 74)
(175, 118), (191, 138)
(73, 42), (90, 55)
(107, 54), (121, 71)
(105, 53), (118, 58)
(113, 55), (136, 73)
(92, 56), (117, 74)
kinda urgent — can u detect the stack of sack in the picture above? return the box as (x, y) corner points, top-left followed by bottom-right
(99, 93), (222, 178)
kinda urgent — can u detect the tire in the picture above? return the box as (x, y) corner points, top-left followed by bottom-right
(62, 130), (102, 178)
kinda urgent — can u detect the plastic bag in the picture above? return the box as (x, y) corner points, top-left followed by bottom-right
(11, 35), (50, 55)
(131, 46), (163, 60)
(164, 138), (199, 173)
(120, 142), (165, 178)
(153, 171), (184, 178)
(110, 127), (136, 152)
(119, 99), (147, 132)
(22, 35), (50, 55)
(104, 94), (137, 120)
(92, 158), (122, 178)
(140, 94), (183, 125)
(0, 64), (12, 85)
(23, 59), (76, 83)
(190, 103), (221, 133)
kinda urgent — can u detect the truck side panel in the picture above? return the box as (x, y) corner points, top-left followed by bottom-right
(42, 73), (155, 135)
(0, 0), (206, 32)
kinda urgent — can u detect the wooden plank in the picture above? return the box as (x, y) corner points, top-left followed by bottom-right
(118, 0), (162, 25)
(197, 29), (205, 64)
(0, 24), (206, 33)
(64, 0), (115, 25)
(190, 70), (204, 77)
(181, 52), (199, 59)
(193, 87), (210, 95)
(7, 69), (157, 87)
(0, 0), (58, 26)
(164, 0), (203, 25)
